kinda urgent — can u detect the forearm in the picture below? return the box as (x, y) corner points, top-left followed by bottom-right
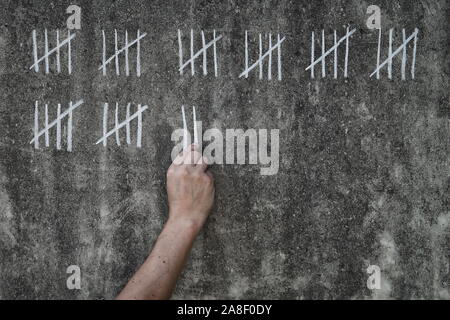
(117, 144), (214, 300)
(116, 215), (200, 300)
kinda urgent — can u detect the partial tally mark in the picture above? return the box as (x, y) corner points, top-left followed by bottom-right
(181, 105), (200, 150)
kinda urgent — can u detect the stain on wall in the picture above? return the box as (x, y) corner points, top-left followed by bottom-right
(0, 0), (448, 299)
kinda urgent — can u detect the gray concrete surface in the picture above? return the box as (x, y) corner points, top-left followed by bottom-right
(0, 0), (448, 299)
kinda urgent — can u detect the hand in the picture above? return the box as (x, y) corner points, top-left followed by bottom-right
(166, 144), (214, 232)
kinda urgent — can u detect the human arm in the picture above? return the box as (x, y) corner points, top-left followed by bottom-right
(116, 145), (214, 300)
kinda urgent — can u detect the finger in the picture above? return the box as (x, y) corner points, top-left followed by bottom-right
(173, 150), (185, 166)
(195, 156), (209, 172)
(185, 150), (202, 165)
(190, 143), (199, 152)
(205, 170), (214, 181)
(179, 147), (202, 166)
(174, 144), (195, 165)
(173, 146), (190, 165)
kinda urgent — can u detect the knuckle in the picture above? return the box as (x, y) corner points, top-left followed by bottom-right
(192, 171), (202, 179)
(179, 167), (190, 177)
(202, 174), (212, 184)
(167, 166), (175, 176)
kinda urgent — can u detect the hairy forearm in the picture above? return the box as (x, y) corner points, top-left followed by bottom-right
(116, 215), (200, 300)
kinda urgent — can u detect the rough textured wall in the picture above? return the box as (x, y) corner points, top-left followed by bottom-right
(0, 0), (448, 299)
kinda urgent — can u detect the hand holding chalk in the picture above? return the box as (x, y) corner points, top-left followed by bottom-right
(167, 144), (214, 232)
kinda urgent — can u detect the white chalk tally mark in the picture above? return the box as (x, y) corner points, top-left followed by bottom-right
(181, 105), (199, 150)
(370, 28), (419, 80)
(99, 30), (147, 77)
(178, 29), (222, 76)
(96, 103), (148, 147)
(30, 29), (75, 74)
(306, 27), (355, 79)
(239, 31), (285, 80)
(30, 100), (84, 151)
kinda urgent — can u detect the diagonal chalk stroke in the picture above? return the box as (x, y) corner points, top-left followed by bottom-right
(95, 105), (148, 145)
(305, 28), (356, 71)
(370, 28), (419, 78)
(98, 31), (147, 72)
(179, 32), (223, 73)
(30, 100), (84, 145)
(30, 29), (76, 71)
(239, 35), (286, 78)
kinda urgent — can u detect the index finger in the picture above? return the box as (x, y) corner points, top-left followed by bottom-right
(173, 144), (198, 165)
